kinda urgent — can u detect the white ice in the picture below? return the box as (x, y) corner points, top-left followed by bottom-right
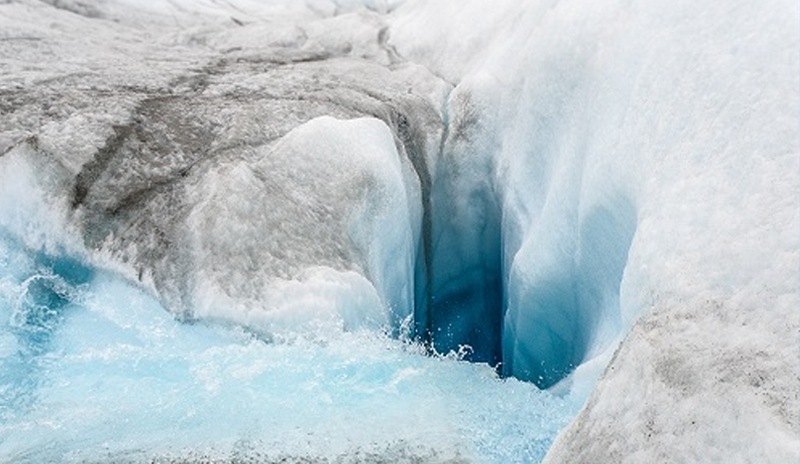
(389, 0), (799, 461)
(186, 116), (420, 338)
(0, 0), (797, 462)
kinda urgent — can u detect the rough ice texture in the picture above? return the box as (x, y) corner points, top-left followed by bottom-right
(390, 0), (799, 461)
(0, 0), (446, 339)
(186, 116), (418, 334)
(2, 0), (799, 461)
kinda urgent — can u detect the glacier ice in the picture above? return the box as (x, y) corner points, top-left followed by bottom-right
(186, 116), (419, 336)
(1, 0), (799, 462)
(503, 196), (637, 387)
(422, 85), (504, 363)
(0, 0), (446, 342)
(390, 0), (800, 461)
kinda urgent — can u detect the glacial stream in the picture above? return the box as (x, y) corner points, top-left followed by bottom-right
(0, 232), (585, 463)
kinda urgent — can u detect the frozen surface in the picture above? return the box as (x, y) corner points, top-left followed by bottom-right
(0, 0), (445, 335)
(0, 1), (580, 462)
(185, 116), (418, 337)
(1, 0), (799, 462)
(390, 0), (800, 461)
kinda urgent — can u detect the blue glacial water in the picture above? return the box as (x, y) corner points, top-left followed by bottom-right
(0, 234), (583, 463)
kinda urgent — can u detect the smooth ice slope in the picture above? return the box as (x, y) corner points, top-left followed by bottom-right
(389, 0), (800, 460)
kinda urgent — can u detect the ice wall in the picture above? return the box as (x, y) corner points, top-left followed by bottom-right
(389, 0), (800, 460)
(420, 85), (504, 363)
(0, 0), (447, 341)
(2, 0), (798, 461)
(186, 116), (419, 336)
(392, 0), (646, 383)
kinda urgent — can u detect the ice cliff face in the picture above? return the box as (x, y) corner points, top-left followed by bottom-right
(1, 0), (798, 462)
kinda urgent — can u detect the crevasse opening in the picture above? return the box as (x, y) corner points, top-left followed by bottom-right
(415, 155), (637, 388)
(421, 150), (504, 365)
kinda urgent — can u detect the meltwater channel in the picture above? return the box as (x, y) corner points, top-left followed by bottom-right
(0, 233), (585, 463)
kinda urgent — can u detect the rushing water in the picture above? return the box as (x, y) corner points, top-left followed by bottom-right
(0, 234), (584, 463)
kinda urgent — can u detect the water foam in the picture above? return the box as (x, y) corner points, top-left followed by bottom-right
(0, 250), (583, 463)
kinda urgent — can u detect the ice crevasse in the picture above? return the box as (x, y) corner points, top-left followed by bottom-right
(390, 0), (800, 460)
(0, 0), (797, 462)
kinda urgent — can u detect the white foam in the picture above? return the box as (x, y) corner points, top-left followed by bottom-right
(0, 267), (582, 463)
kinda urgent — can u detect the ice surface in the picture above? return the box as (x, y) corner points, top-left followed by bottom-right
(389, 0), (800, 461)
(186, 116), (418, 337)
(0, 0), (445, 336)
(1, 0), (798, 462)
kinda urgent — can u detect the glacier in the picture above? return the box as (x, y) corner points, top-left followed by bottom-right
(391, 0), (800, 461)
(1, 0), (799, 463)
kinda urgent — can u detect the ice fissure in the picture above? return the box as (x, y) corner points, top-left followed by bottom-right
(416, 84), (638, 387)
(418, 89), (505, 366)
(2, 1), (797, 462)
(0, 0), (637, 390)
